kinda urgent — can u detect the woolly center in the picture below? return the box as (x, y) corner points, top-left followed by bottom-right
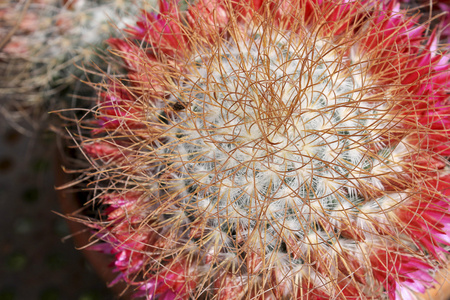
(165, 30), (401, 253)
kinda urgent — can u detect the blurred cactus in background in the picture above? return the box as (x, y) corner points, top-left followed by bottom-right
(0, 0), (147, 131)
(70, 0), (450, 299)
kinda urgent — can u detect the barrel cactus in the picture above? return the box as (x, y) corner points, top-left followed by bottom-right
(77, 0), (450, 298)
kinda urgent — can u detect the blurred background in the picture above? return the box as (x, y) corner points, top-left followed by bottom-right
(0, 124), (113, 300)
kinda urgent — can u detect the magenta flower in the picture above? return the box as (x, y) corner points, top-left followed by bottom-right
(371, 249), (435, 300)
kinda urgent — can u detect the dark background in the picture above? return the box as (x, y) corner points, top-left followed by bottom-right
(0, 124), (113, 300)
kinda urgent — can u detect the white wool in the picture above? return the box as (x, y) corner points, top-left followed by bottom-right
(160, 27), (403, 261)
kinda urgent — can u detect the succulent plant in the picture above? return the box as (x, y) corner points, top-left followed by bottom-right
(76, 0), (450, 299)
(0, 0), (148, 130)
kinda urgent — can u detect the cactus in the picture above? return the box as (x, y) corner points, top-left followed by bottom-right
(0, 0), (148, 129)
(77, 0), (450, 299)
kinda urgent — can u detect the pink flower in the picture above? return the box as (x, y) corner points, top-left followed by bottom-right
(394, 176), (450, 258)
(125, 1), (187, 58)
(371, 249), (435, 300)
(136, 261), (197, 300)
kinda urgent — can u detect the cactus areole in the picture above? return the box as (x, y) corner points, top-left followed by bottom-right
(80, 0), (450, 299)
